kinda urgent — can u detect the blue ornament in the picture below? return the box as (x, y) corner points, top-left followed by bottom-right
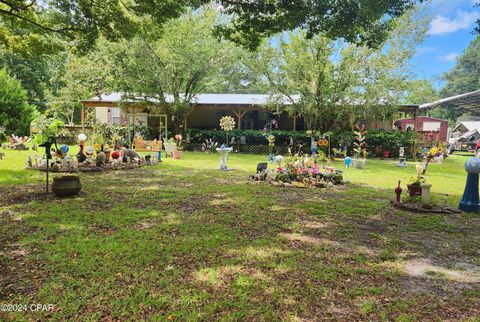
(60, 144), (69, 154)
(268, 153), (275, 163)
(344, 157), (352, 168)
(465, 157), (480, 174)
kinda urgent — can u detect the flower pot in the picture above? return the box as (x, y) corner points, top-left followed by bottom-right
(354, 158), (366, 169)
(173, 151), (183, 159)
(383, 150), (391, 158)
(51, 175), (82, 197)
(407, 184), (422, 197)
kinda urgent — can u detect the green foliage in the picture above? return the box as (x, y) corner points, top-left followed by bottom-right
(0, 0), (198, 53)
(109, 9), (245, 132)
(30, 115), (65, 144)
(216, 0), (422, 50)
(257, 8), (428, 132)
(431, 36), (480, 121)
(403, 80), (439, 105)
(441, 36), (480, 98)
(0, 68), (36, 135)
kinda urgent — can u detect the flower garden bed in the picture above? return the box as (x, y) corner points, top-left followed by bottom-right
(252, 156), (344, 188)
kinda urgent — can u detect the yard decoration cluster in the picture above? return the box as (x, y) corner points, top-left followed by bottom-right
(252, 154), (343, 188)
(27, 133), (159, 173)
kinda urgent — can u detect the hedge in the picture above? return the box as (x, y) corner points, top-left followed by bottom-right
(186, 128), (414, 153)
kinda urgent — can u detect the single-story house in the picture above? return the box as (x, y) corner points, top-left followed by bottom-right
(395, 116), (449, 142)
(81, 93), (303, 131)
(80, 92), (421, 133)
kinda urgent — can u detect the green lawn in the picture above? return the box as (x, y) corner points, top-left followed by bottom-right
(1, 149), (479, 320)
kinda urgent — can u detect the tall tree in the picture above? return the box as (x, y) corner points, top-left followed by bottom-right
(46, 51), (113, 124)
(0, 68), (36, 135)
(440, 36), (480, 97)
(258, 8), (428, 132)
(403, 80), (438, 105)
(108, 9), (244, 132)
(0, 0), (199, 52)
(215, 0), (424, 49)
(1, 1), (423, 51)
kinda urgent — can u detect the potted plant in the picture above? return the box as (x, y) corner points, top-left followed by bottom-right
(407, 176), (424, 197)
(353, 124), (367, 169)
(383, 150), (391, 158)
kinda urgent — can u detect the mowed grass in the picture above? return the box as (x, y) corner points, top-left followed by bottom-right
(0, 149), (479, 320)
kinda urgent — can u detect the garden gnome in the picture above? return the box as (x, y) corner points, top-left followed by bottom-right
(459, 157), (480, 212)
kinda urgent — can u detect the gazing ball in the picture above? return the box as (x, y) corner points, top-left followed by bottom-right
(86, 146), (94, 155)
(344, 157), (352, 168)
(60, 144), (69, 154)
(111, 151), (120, 160)
(78, 133), (87, 142)
(464, 157), (480, 174)
(275, 155), (284, 165)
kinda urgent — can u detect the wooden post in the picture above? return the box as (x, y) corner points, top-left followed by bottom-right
(81, 106), (85, 132)
(132, 112), (136, 149)
(412, 107), (419, 162)
(232, 107), (249, 130)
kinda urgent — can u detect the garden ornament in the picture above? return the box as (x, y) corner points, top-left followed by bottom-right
(275, 155), (284, 166)
(216, 144), (233, 171)
(344, 157), (352, 168)
(459, 157), (480, 212)
(395, 180), (402, 204)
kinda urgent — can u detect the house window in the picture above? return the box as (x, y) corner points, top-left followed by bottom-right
(112, 108), (121, 125)
(423, 122), (441, 131)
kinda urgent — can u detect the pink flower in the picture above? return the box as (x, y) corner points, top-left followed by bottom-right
(277, 167), (283, 173)
(311, 165), (320, 175)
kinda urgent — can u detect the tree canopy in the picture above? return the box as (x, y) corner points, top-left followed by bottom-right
(0, 0), (424, 51)
(441, 36), (480, 98)
(256, 8), (428, 132)
(0, 68), (35, 135)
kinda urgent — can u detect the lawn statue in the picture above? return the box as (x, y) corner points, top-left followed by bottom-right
(459, 157), (480, 212)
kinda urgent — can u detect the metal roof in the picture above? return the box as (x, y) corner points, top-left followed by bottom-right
(452, 121), (480, 133)
(82, 93), (300, 106)
(420, 90), (480, 113)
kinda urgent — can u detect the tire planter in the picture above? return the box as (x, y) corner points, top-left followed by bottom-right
(407, 184), (422, 197)
(52, 175), (82, 197)
(173, 151), (183, 159)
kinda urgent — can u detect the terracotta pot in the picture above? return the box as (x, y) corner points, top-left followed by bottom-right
(173, 151), (183, 159)
(383, 150), (391, 158)
(407, 184), (422, 197)
(52, 176), (82, 197)
(104, 150), (111, 162)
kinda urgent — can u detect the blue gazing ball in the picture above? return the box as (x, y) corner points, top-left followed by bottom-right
(60, 144), (69, 154)
(464, 157), (480, 174)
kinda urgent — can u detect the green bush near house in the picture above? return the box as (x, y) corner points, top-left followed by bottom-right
(186, 128), (415, 157)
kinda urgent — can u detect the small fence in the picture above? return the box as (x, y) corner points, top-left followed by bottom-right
(184, 142), (413, 158)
